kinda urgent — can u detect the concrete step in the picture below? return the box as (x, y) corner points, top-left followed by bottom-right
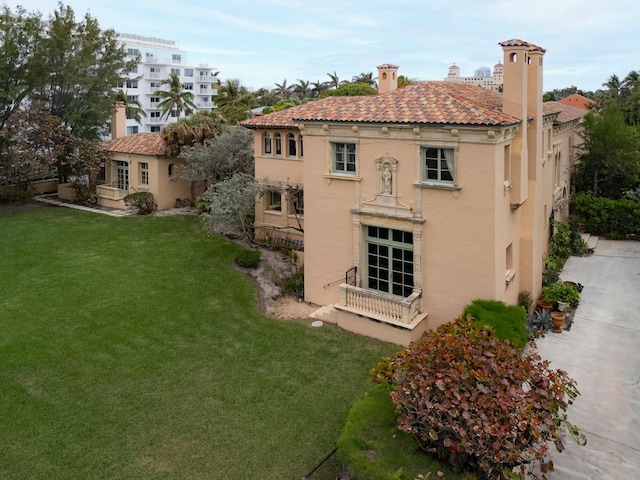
(309, 305), (335, 321)
(580, 232), (599, 251)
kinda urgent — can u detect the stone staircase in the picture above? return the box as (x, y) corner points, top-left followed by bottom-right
(580, 232), (599, 251)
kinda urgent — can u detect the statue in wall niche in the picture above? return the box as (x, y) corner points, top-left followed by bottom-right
(382, 166), (392, 194)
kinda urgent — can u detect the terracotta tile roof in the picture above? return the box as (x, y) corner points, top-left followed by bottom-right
(241, 96), (364, 128)
(558, 93), (595, 111)
(292, 81), (521, 126)
(102, 133), (166, 156)
(543, 101), (588, 124)
(498, 39), (546, 53)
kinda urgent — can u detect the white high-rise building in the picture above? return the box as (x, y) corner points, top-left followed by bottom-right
(116, 33), (218, 135)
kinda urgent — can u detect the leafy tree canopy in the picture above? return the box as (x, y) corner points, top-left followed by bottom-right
(574, 101), (640, 198)
(160, 110), (225, 157)
(180, 126), (254, 187)
(319, 82), (377, 98)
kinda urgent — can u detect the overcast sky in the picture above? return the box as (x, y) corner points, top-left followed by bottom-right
(4, 0), (639, 93)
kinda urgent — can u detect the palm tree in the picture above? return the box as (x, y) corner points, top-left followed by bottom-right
(113, 89), (146, 124)
(214, 79), (252, 109)
(154, 73), (197, 120)
(213, 79), (253, 124)
(293, 79), (311, 101)
(273, 79), (294, 100)
(326, 71), (341, 89)
(311, 80), (328, 98)
(602, 74), (622, 100)
(352, 71), (377, 88)
(160, 111), (225, 157)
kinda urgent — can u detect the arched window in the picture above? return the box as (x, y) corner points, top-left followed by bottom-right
(275, 133), (282, 155)
(264, 133), (272, 155)
(382, 72), (387, 80)
(510, 52), (517, 63)
(168, 163), (175, 178)
(288, 133), (296, 157)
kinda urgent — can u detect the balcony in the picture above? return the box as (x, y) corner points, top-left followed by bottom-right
(338, 284), (423, 326)
(96, 183), (128, 201)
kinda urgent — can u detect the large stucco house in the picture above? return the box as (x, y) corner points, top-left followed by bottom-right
(241, 39), (587, 345)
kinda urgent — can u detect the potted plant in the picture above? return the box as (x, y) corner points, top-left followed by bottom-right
(541, 282), (581, 310)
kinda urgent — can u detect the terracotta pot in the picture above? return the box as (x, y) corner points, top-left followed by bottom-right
(551, 311), (565, 333)
(537, 298), (553, 312)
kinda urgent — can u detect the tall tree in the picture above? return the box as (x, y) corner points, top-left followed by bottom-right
(180, 126), (254, 187)
(31, 3), (136, 139)
(311, 80), (328, 97)
(154, 72), (197, 120)
(575, 101), (640, 198)
(326, 71), (341, 89)
(352, 72), (377, 88)
(273, 79), (294, 100)
(0, 5), (46, 130)
(602, 74), (622, 101)
(213, 79), (253, 124)
(113, 89), (146, 124)
(161, 111), (225, 157)
(293, 79), (311, 101)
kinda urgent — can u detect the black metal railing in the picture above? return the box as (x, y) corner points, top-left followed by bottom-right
(345, 266), (357, 286)
(301, 448), (352, 480)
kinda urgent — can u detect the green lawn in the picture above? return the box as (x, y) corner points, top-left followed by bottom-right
(0, 206), (397, 480)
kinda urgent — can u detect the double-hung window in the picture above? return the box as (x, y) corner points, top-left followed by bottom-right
(423, 147), (454, 184)
(366, 226), (414, 297)
(333, 142), (356, 174)
(140, 162), (149, 186)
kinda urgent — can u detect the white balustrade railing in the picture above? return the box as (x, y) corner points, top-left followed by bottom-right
(339, 284), (422, 325)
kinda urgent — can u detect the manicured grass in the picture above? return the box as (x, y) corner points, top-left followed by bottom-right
(0, 206), (397, 480)
(338, 386), (462, 480)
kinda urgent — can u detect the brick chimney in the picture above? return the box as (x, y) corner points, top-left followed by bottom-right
(377, 64), (399, 94)
(111, 102), (126, 139)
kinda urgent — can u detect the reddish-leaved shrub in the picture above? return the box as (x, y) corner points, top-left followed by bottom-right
(372, 315), (585, 480)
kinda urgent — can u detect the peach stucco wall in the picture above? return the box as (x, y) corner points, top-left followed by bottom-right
(102, 153), (194, 211)
(296, 122), (529, 327)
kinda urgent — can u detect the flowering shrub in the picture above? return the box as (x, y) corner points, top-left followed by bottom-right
(372, 316), (584, 479)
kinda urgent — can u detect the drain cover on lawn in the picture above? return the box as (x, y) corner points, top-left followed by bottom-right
(311, 320), (324, 328)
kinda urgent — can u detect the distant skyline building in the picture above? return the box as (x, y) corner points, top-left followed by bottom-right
(445, 62), (503, 91)
(474, 66), (492, 77)
(116, 33), (218, 135)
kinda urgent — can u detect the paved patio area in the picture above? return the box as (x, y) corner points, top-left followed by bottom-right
(535, 239), (640, 479)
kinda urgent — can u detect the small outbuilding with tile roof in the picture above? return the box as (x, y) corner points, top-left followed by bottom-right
(93, 104), (197, 211)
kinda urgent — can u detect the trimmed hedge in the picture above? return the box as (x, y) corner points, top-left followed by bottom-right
(124, 191), (155, 215)
(571, 192), (640, 238)
(234, 248), (261, 268)
(463, 299), (529, 348)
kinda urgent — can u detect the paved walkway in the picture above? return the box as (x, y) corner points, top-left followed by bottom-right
(536, 239), (640, 479)
(33, 194), (198, 217)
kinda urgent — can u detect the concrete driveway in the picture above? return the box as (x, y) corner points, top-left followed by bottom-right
(535, 239), (640, 479)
